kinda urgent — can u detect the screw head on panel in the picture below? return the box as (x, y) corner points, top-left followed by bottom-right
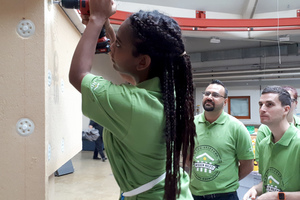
(16, 19), (35, 38)
(16, 118), (35, 136)
(48, 70), (52, 86)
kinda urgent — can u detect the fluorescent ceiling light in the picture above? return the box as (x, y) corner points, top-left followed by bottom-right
(279, 35), (290, 42)
(210, 37), (221, 43)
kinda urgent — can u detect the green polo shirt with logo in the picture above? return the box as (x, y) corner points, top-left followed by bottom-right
(190, 111), (254, 196)
(255, 115), (300, 162)
(81, 74), (192, 200)
(259, 125), (300, 193)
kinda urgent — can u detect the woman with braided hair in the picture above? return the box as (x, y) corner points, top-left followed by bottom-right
(69, 0), (195, 199)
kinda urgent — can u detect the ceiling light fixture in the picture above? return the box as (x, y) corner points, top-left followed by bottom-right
(279, 34), (290, 42)
(210, 37), (221, 44)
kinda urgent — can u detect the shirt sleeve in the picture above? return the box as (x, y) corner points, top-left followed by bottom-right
(81, 74), (133, 140)
(236, 123), (255, 160)
(258, 137), (268, 176)
(255, 125), (271, 163)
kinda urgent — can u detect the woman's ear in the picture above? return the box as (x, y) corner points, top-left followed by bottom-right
(136, 55), (151, 71)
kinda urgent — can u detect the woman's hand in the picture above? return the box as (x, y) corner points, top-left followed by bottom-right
(89, 0), (117, 22)
(80, 0), (117, 26)
(81, 14), (90, 25)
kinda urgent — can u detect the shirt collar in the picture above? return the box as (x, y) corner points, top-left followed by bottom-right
(267, 125), (298, 146)
(197, 111), (226, 125)
(294, 115), (300, 127)
(136, 77), (161, 92)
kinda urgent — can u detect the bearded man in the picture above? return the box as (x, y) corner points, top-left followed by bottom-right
(190, 80), (254, 200)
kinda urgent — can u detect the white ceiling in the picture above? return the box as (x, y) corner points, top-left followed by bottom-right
(117, 0), (300, 15)
(114, 0), (300, 86)
(115, 0), (300, 51)
(61, 0), (300, 86)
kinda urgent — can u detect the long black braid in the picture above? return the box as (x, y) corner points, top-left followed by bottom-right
(129, 10), (196, 199)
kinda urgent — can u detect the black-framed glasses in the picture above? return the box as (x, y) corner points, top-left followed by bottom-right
(291, 98), (297, 102)
(202, 91), (226, 98)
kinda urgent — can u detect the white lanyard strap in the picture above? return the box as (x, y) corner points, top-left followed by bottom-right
(122, 172), (166, 197)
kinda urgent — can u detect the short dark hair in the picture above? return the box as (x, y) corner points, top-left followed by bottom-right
(210, 79), (228, 98)
(282, 85), (298, 101)
(262, 86), (291, 107)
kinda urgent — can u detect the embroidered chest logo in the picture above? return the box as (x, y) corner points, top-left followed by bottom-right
(192, 145), (222, 182)
(91, 81), (100, 90)
(263, 167), (284, 192)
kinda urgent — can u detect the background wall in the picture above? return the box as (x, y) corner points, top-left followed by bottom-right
(0, 1), (82, 199)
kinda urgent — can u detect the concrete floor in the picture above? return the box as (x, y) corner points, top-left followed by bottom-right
(54, 151), (257, 200)
(54, 151), (120, 200)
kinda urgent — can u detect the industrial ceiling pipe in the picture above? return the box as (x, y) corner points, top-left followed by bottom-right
(193, 72), (300, 81)
(193, 67), (300, 76)
(193, 77), (300, 84)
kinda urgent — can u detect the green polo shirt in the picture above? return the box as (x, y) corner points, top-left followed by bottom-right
(255, 115), (300, 162)
(259, 125), (300, 193)
(81, 74), (192, 199)
(190, 111), (254, 196)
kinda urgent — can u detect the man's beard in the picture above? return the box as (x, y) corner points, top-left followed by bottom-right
(203, 100), (215, 112)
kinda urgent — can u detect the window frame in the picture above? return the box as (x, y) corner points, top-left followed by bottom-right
(228, 96), (251, 119)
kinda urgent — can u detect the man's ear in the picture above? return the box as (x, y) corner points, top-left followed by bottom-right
(136, 55), (151, 71)
(223, 98), (228, 107)
(283, 105), (290, 116)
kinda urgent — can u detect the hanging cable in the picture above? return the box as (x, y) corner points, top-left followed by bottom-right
(276, 0), (282, 64)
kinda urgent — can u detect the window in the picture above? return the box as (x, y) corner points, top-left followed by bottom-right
(228, 96), (250, 119)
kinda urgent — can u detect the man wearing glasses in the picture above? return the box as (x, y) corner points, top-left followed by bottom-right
(190, 80), (254, 200)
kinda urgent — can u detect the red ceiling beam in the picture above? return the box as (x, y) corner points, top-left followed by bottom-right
(110, 10), (132, 22)
(174, 17), (300, 28)
(181, 26), (300, 31)
(110, 10), (300, 30)
(196, 11), (206, 19)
